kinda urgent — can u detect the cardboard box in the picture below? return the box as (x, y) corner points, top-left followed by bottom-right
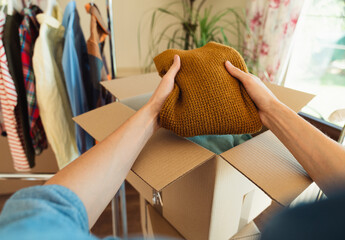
(140, 196), (183, 239)
(140, 196), (261, 240)
(74, 72), (315, 240)
(231, 222), (261, 240)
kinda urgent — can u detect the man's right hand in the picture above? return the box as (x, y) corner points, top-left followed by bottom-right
(225, 60), (281, 126)
(225, 60), (345, 197)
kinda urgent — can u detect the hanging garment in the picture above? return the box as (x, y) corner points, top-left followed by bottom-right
(187, 134), (252, 155)
(3, 11), (35, 166)
(0, 12), (31, 171)
(0, 102), (5, 135)
(62, 1), (94, 154)
(19, 5), (47, 155)
(33, 6), (78, 169)
(85, 3), (113, 110)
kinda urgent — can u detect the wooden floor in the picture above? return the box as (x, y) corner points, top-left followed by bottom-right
(91, 182), (143, 238)
(0, 181), (279, 238)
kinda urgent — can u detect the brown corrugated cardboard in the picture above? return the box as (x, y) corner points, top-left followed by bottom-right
(129, 171), (156, 205)
(141, 197), (260, 240)
(102, 72), (160, 110)
(231, 222), (261, 240)
(102, 74), (314, 113)
(140, 196), (148, 237)
(264, 83), (314, 113)
(76, 106), (215, 192)
(102, 73), (160, 101)
(74, 73), (315, 240)
(75, 102), (135, 141)
(146, 203), (183, 239)
(162, 158), (217, 239)
(221, 130), (311, 207)
(162, 156), (270, 239)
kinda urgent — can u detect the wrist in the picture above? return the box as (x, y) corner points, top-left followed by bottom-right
(142, 102), (160, 131)
(260, 100), (288, 129)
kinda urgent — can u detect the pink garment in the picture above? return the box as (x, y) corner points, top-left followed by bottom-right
(0, 101), (4, 133)
(244, 0), (305, 83)
(0, 13), (30, 171)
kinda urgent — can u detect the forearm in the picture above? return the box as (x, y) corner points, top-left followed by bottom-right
(45, 55), (180, 229)
(263, 101), (345, 196)
(45, 103), (158, 228)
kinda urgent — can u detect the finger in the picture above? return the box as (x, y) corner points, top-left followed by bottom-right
(225, 60), (251, 83)
(165, 55), (181, 78)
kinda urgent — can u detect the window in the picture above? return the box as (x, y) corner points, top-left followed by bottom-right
(284, 0), (345, 127)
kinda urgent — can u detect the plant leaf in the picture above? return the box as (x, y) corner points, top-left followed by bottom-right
(221, 27), (229, 46)
(158, 8), (184, 21)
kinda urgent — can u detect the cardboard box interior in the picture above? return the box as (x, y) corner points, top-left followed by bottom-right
(140, 196), (261, 240)
(74, 72), (315, 239)
(140, 196), (183, 239)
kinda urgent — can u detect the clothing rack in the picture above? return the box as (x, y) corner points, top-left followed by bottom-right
(0, 173), (54, 181)
(0, 0), (128, 238)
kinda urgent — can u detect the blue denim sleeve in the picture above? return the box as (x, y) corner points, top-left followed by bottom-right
(0, 185), (101, 240)
(0, 185), (174, 240)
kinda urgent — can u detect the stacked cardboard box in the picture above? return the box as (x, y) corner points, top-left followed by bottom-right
(75, 72), (315, 239)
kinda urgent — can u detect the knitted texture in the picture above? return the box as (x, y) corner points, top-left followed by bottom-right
(154, 42), (262, 137)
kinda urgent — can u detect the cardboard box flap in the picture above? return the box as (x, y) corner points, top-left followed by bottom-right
(231, 222), (260, 240)
(101, 72), (160, 100)
(221, 131), (312, 206)
(133, 128), (215, 191)
(102, 72), (313, 113)
(73, 102), (136, 142)
(102, 73), (313, 113)
(146, 203), (184, 239)
(74, 102), (214, 192)
(265, 83), (315, 113)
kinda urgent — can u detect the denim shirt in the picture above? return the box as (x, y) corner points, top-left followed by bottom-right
(0, 185), (113, 240)
(62, 1), (94, 154)
(0, 185), (179, 240)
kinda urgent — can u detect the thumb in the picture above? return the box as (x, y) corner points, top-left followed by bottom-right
(225, 60), (251, 84)
(165, 55), (181, 78)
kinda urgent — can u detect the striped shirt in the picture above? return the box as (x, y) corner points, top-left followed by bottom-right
(0, 12), (30, 171)
(19, 5), (47, 155)
(0, 101), (4, 134)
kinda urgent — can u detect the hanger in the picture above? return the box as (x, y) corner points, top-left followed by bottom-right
(20, 0), (30, 8)
(46, 0), (56, 16)
(0, 0), (6, 13)
(91, 0), (94, 6)
(7, 0), (13, 15)
(0, 3), (6, 14)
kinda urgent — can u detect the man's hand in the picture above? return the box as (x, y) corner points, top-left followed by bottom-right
(148, 55), (181, 115)
(225, 60), (280, 125)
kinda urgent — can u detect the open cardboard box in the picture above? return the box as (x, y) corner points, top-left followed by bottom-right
(74, 72), (316, 240)
(140, 196), (183, 239)
(140, 196), (261, 240)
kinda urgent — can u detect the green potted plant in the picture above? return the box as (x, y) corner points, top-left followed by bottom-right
(138, 0), (258, 72)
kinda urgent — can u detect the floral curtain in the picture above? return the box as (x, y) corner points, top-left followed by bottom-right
(244, 0), (305, 84)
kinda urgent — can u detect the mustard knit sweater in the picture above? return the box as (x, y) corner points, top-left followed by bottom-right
(154, 42), (262, 137)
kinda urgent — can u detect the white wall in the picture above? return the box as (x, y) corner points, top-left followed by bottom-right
(114, 0), (248, 70)
(11, 0), (248, 71)
(58, 0), (248, 71)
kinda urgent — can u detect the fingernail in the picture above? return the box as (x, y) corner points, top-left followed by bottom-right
(225, 60), (232, 66)
(174, 55), (179, 61)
